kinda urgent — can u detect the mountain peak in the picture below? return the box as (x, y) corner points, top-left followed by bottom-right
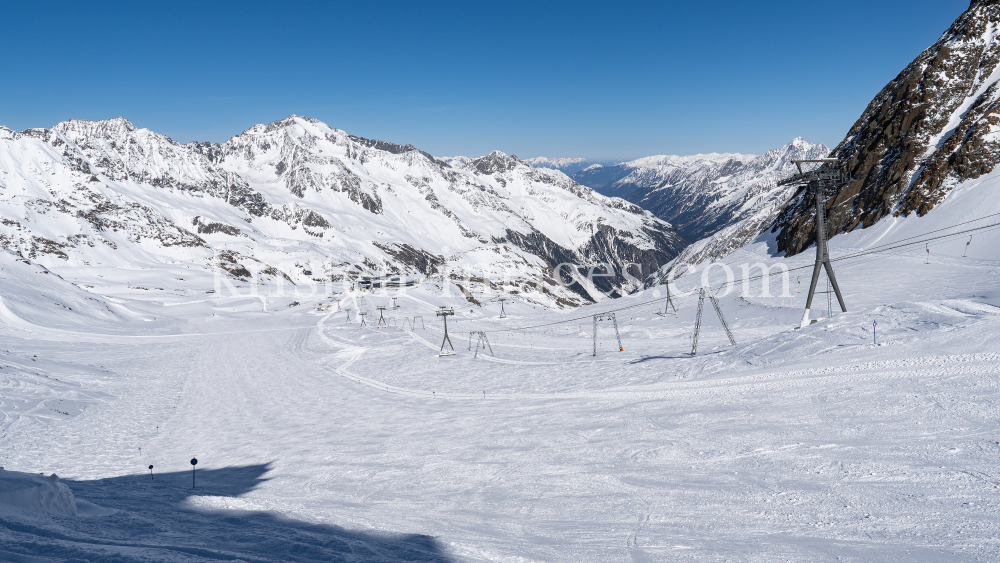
(472, 150), (522, 175)
(51, 116), (137, 138)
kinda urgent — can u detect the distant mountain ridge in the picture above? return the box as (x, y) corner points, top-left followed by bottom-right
(533, 141), (827, 262)
(624, 139), (829, 242)
(521, 157), (593, 175)
(522, 140), (830, 272)
(579, 152), (756, 201)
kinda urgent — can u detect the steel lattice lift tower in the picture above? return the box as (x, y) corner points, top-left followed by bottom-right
(376, 306), (388, 328)
(660, 281), (677, 317)
(498, 296), (509, 319)
(467, 331), (494, 358)
(592, 313), (623, 356)
(785, 159), (848, 327)
(691, 287), (736, 356)
(436, 307), (456, 356)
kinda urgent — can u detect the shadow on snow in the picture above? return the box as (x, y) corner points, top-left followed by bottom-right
(0, 463), (455, 563)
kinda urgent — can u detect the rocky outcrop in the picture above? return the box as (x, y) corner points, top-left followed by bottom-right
(775, 1), (1000, 255)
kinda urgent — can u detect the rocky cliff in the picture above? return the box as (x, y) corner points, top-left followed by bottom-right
(775, 0), (1000, 255)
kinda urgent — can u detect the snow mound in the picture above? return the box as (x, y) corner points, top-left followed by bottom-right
(0, 470), (77, 517)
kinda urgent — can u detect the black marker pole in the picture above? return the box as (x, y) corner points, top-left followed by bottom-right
(149, 465), (154, 481)
(190, 458), (198, 488)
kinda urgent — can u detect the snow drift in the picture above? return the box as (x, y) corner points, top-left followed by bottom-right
(0, 470), (77, 517)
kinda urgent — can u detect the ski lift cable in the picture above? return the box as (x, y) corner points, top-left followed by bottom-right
(480, 214), (1000, 335)
(831, 211), (1000, 256)
(722, 221), (1000, 293)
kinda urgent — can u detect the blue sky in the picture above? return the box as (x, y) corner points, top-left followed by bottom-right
(0, 0), (971, 160)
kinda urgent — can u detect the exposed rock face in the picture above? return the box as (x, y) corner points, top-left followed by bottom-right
(775, 0), (1000, 256)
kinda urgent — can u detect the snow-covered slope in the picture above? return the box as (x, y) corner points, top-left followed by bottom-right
(3, 165), (1000, 561)
(0, 116), (687, 305)
(0, 470), (77, 517)
(775, 0), (1000, 256)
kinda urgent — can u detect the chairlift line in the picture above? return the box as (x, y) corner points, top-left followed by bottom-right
(795, 161), (847, 327)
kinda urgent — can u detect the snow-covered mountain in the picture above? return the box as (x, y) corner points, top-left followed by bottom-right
(556, 140), (828, 273)
(521, 156), (592, 175)
(774, 0), (1000, 256)
(569, 162), (632, 191)
(635, 140), (829, 273)
(0, 116), (687, 305)
(629, 140), (830, 269)
(579, 153), (754, 201)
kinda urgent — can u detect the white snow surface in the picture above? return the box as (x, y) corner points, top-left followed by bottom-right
(0, 470), (77, 517)
(2, 167), (1000, 561)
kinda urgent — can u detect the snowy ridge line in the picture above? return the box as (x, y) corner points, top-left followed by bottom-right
(0, 115), (687, 306)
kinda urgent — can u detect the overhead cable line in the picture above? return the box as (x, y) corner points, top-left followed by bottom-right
(481, 212), (1000, 335)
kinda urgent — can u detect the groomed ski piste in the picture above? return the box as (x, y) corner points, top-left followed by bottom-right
(2, 170), (1000, 562)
